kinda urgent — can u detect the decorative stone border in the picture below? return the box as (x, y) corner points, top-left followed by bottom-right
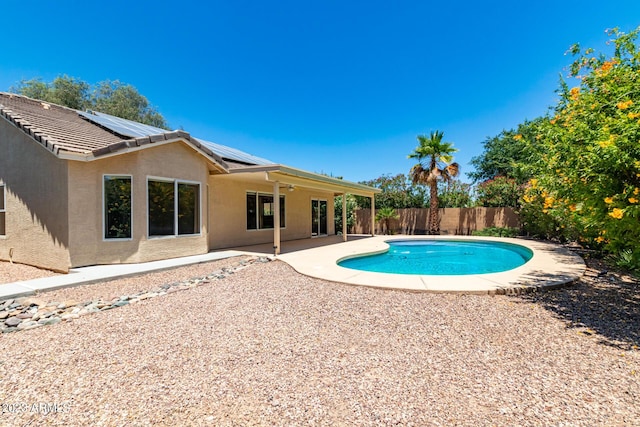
(1, 256), (271, 334)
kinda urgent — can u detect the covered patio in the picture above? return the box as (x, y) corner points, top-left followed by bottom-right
(226, 165), (381, 254)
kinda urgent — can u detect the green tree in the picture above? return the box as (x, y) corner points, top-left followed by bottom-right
(438, 180), (473, 208)
(11, 75), (168, 129)
(12, 75), (91, 110)
(92, 80), (168, 128)
(469, 118), (543, 184)
(475, 176), (523, 208)
(334, 193), (358, 234)
(354, 173), (427, 209)
(408, 131), (460, 234)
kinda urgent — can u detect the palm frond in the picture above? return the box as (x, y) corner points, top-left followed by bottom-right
(409, 130), (459, 185)
(445, 162), (460, 177)
(410, 164), (426, 184)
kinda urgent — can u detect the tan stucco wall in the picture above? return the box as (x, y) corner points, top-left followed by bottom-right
(354, 207), (520, 235)
(1, 117), (344, 270)
(208, 175), (335, 249)
(0, 119), (71, 272)
(67, 142), (210, 267)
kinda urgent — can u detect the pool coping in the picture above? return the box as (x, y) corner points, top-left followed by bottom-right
(277, 235), (586, 294)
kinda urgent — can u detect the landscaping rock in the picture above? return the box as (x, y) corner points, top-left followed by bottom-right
(16, 321), (38, 330)
(22, 297), (46, 307)
(4, 316), (21, 327)
(60, 313), (79, 321)
(41, 317), (62, 326)
(1, 256), (266, 333)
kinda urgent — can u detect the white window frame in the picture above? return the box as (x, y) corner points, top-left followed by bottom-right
(147, 176), (202, 239)
(0, 182), (5, 238)
(246, 191), (286, 231)
(102, 174), (133, 241)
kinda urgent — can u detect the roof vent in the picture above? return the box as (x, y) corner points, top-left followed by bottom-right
(41, 102), (50, 110)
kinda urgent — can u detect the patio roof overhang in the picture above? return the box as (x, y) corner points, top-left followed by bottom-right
(227, 164), (381, 197)
(226, 164), (380, 255)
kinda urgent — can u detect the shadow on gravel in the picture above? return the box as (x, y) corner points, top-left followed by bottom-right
(513, 259), (640, 350)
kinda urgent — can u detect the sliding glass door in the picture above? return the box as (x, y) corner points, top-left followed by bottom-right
(311, 199), (327, 237)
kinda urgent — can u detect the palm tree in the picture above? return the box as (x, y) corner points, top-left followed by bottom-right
(375, 207), (400, 235)
(408, 131), (460, 234)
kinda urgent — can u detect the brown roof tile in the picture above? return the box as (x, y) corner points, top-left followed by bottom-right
(0, 92), (228, 172)
(0, 93), (122, 154)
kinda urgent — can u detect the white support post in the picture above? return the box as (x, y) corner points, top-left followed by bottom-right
(370, 194), (375, 236)
(342, 193), (347, 242)
(273, 181), (281, 255)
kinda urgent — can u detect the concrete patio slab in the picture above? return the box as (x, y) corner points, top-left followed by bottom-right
(0, 251), (243, 300)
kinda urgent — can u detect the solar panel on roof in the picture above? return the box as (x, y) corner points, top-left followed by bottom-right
(196, 138), (273, 166)
(78, 109), (273, 166)
(78, 110), (167, 138)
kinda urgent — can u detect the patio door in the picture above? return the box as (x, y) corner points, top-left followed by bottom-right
(311, 199), (327, 237)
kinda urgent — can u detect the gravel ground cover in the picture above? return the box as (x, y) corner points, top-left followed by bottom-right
(0, 256), (638, 426)
(0, 261), (59, 284)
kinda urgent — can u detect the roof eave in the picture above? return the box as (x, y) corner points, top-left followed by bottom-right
(229, 164), (381, 197)
(89, 133), (226, 167)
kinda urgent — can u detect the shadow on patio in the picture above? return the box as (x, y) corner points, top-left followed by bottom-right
(224, 234), (374, 256)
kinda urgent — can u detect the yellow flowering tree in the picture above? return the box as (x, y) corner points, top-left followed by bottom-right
(521, 27), (640, 269)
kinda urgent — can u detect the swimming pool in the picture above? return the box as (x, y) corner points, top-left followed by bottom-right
(338, 239), (533, 275)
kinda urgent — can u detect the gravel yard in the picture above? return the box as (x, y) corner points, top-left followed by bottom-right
(0, 256), (639, 426)
(0, 261), (59, 284)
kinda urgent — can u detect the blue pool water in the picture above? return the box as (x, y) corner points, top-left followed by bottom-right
(338, 240), (533, 275)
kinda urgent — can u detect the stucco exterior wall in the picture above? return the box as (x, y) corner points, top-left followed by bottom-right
(0, 119), (71, 272)
(67, 142), (210, 267)
(1, 114), (347, 271)
(208, 175), (335, 249)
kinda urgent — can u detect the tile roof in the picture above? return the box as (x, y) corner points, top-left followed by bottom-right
(0, 92), (121, 155)
(0, 92), (228, 171)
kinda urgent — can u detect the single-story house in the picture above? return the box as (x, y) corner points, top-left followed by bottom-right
(0, 92), (380, 272)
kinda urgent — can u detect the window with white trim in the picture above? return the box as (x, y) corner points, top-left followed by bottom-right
(246, 192), (285, 230)
(148, 179), (200, 237)
(104, 176), (132, 239)
(0, 184), (5, 236)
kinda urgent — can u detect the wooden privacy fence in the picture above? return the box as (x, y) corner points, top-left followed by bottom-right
(352, 207), (520, 235)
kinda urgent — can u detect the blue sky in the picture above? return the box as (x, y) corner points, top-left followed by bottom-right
(2, 1), (639, 183)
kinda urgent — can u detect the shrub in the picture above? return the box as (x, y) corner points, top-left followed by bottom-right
(472, 227), (520, 238)
(476, 176), (523, 208)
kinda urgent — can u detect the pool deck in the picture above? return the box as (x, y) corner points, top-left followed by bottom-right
(276, 235), (586, 294)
